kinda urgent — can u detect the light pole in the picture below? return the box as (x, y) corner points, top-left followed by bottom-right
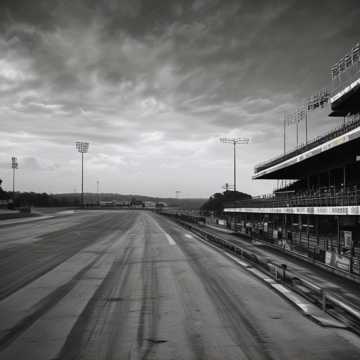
(220, 138), (249, 192)
(75, 141), (89, 207)
(11, 157), (18, 201)
(222, 183), (234, 192)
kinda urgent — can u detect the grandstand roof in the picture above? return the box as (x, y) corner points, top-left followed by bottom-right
(253, 118), (360, 179)
(329, 77), (360, 117)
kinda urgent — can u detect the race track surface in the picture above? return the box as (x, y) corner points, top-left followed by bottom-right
(0, 210), (359, 360)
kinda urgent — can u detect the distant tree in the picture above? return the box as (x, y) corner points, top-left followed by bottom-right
(155, 202), (164, 209)
(1, 190), (80, 207)
(0, 179), (9, 200)
(200, 190), (251, 216)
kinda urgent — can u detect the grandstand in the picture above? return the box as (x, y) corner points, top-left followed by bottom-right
(224, 42), (360, 275)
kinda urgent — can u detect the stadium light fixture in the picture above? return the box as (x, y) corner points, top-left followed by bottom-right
(75, 141), (89, 207)
(220, 138), (249, 192)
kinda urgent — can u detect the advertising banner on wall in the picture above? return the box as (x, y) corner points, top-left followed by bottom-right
(325, 251), (350, 272)
(343, 231), (352, 249)
(325, 251), (333, 266)
(224, 205), (360, 216)
(335, 254), (351, 271)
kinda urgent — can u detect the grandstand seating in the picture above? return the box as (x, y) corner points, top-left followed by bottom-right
(255, 114), (360, 174)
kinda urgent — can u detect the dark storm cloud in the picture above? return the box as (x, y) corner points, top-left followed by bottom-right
(2, 0), (359, 103)
(1, 0), (360, 195)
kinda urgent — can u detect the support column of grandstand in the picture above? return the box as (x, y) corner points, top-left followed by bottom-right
(225, 42), (360, 275)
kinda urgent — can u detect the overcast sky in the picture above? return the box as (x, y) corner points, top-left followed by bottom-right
(1, 0), (359, 198)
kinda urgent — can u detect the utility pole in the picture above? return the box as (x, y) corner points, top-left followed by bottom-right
(75, 141), (89, 207)
(283, 115), (286, 154)
(305, 110), (308, 144)
(222, 183), (234, 192)
(220, 138), (249, 192)
(296, 118), (299, 147)
(11, 157), (18, 201)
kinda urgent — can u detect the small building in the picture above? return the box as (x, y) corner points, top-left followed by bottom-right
(144, 201), (156, 208)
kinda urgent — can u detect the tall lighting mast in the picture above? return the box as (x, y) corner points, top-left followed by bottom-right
(75, 141), (89, 207)
(220, 138), (249, 192)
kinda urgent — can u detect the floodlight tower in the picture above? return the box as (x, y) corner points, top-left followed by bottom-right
(11, 157), (18, 200)
(220, 138), (249, 192)
(75, 141), (89, 207)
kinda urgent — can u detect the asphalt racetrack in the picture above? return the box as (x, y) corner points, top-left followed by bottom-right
(0, 210), (360, 360)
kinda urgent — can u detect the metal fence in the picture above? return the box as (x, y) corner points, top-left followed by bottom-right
(226, 187), (360, 208)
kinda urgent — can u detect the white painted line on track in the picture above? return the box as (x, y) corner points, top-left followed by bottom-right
(297, 303), (311, 312)
(247, 267), (272, 279)
(0, 215), (54, 226)
(165, 233), (176, 245)
(56, 210), (75, 215)
(272, 283), (291, 294)
(148, 215), (177, 246)
(263, 278), (276, 284)
(226, 253), (251, 268)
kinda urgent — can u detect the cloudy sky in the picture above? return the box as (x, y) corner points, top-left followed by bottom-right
(1, 0), (359, 197)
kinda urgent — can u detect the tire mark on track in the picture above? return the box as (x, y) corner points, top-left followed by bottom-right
(172, 270), (207, 360)
(0, 212), (138, 301)
(136, 219), (160, 360)
(58, 230), (139, 360)
(0, 254), (102, 352)
(170, 227), (275, 360)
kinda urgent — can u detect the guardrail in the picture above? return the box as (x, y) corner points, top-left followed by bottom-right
(164, 214), (360, 334)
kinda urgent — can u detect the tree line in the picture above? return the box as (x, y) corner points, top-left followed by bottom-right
(200, 190), (251, 216)
(10, 192), (81, 207)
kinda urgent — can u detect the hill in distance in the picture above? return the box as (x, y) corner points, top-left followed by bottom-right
(54, 193), (206, 210)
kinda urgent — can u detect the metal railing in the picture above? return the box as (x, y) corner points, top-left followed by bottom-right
(226, 186), (360, 208)
(254, 114), (360, 174)
(332, 59), (360, 99)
